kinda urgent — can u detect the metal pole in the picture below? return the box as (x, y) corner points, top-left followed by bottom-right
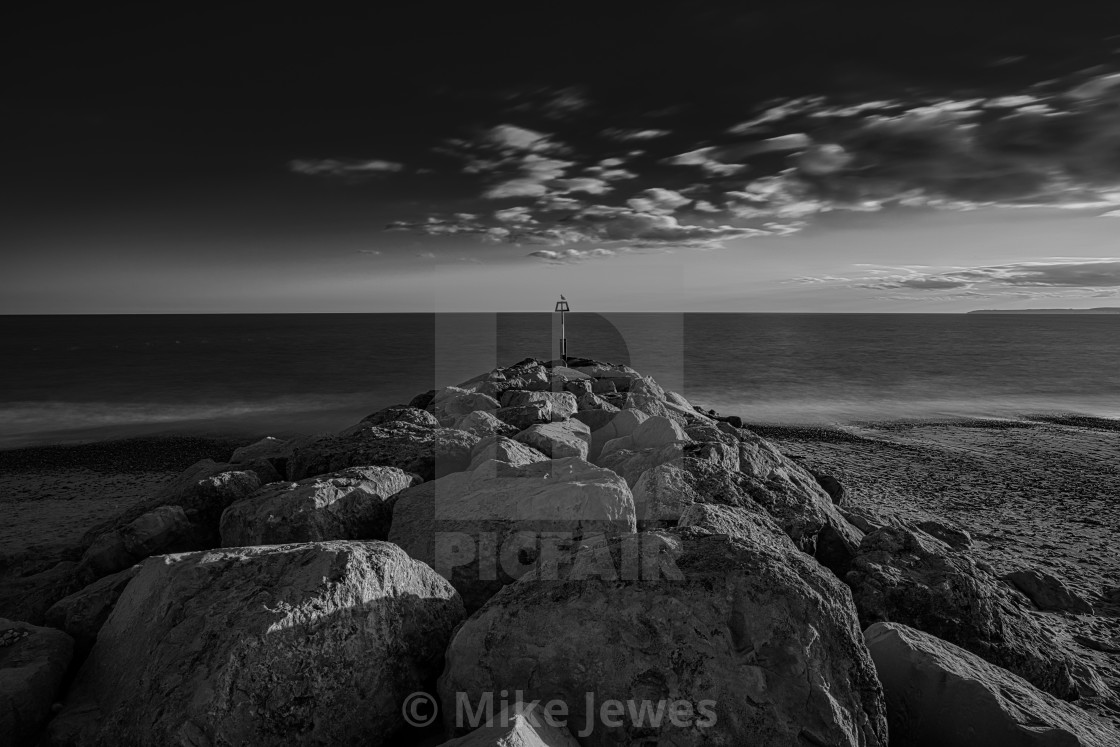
(561, 307), (566, 366)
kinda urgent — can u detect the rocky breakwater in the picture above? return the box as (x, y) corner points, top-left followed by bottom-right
(4, 355), (1116, 745)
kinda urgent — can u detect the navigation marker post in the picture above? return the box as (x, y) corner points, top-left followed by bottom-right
(554, 295), (569, 366)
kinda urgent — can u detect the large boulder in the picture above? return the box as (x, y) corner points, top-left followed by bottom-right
(230, 436), (290, 464)
(453, 410), (518, 439)
(439, 531), (887, 746)
(676, 502), (801, 556)
(219, 466), (420, 547)
(734, 430), (838, 546)
(513, 420), (591, 460)
(600, 415), (691, 458)
(389, 458), (636, 612)
(499, 391), (578, 421)
(626, 376), (666, 401)
(589, 409), (649, 460)
(1003, 568), (1095, 614)
(623, 395), (705, 426)
(77, 505), (195, 579)
(468, 436), (549, 471)
(44, 566), (141, 656)
(494, 403), (552, 430)
(355, 405), (440, 430)
(630, 458), (757, 528)
(0, 561), (84, 627)
(865, 622), (1119, 747)
(432, 388), (502, 426)
(287, 421), (478, 482)
(80, 460), (272, 551)
(571, 409), (616, 432)
(50, 542), (464, 747)
(847, 525), (1082, 700)
(596, 443), (686, 487)
(0, 619), (74, 746)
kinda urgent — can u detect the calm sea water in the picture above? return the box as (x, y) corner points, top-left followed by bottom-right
(1, 313), (1118, 447)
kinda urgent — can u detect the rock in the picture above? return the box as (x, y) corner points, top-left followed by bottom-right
(43, 566), (141, 657)
(846, 525), (1081, 700)
(219, 466), (420, 547)
(0, 618), (74, 746)
(630, 415), (691, 450)
(718, 414), (744, 428)
(51, 542), (464, 746)
(499, 391), (578, 421)
(78, 505), (195, 579)
(468, 436), (550, 471)
(433, 388), (502, 426)
(571, 409), (616, 432)
(0, 561), (84, 627)
(358, 405), (440, 429)
(683, 420), (739, 448)
(547, 365), (592, 383)
(575, 392), (616, 412)
(588, 409), (648, 459)
(439, 531), (888, 746)
(453, 410), (519, 438)
(1004, 568), (1095, 614)
(623, 395), (701, 425)
(677, 503), (797, 555)
(630, 459), (756, 527)
(80, 460), (272, 550)
(664, 390), (692, 409)
(627, 376), (666, 401)
(865, 622), (1118, 747)
(839, 505), (891, 534)
(494, 403), (552, 430)
(813, 515), (865, 579)
(734, 431), (837, 546)
(389, 458), (636, 612)
(808, 470), (846, 505)
(409, 389), (437, 409)
(914, 518), (972, 550)
(513, 420), (591, 460)
(437, 705), (581, 746)
(230, 436), (288, 464)
(596, 443), (685, 487)
(572, 364), (640, 385)
(288, 421), (478, 482)
(590, 379), (616, 394)
(562, 379), (592, 395)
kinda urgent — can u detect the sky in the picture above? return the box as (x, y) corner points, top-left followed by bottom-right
(4, 3), (1120, 313)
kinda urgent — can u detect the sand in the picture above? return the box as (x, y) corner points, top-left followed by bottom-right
(0, 436), (244, 561)
(759, 415), (1120, 725)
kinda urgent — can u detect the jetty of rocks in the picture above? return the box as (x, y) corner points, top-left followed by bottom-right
(1, 357), (1116, 746)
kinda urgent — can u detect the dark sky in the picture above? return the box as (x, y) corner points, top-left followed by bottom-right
(5, 3), (1120, 312)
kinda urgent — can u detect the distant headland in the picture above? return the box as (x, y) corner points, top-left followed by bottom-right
(967, 307), (1120, 314)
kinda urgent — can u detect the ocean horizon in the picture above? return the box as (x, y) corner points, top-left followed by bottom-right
(2, 312), (1117, 449)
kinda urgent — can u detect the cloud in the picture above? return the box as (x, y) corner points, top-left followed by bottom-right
(289, 158), (404, 177)
(626, 188), (691, 214)
(600, 128), (672, 142)
(384, 71), (1120, 264)
(805, 259), (1120, 296)
(528, 247), (617, 263)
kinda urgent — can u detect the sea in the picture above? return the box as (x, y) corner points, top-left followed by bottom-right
(1, 313), (1118, 448)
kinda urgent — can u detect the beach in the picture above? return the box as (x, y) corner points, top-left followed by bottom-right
(762, 415), (1120, 724)
(0, 436), (246, 564)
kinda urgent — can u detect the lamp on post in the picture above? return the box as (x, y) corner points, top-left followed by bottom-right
(554, 295), (569, 366)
